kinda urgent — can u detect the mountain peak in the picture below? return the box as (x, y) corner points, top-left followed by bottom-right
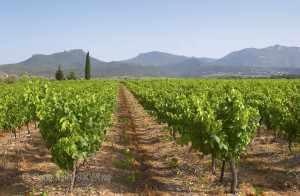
(268, 44), (286, 50)
(136, 51), (178, 59)
(216, 44), (300, 67)
(19, 49), (92, 67)
(138, 51), (170, 55)
(123, 51), (190, 66)
(68, 49), (86, 54)
(32, 54), (45, 57)
(31, 49), (86, 58)
(123, 51), (215, 66)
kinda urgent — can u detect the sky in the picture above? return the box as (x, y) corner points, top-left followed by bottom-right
(0, 0), (300, 64)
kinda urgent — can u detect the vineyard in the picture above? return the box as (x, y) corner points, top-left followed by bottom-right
(0, 79), (299, 195)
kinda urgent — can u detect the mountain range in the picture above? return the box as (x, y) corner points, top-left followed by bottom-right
(0, 49), (168, 78)
(123, 45), (300, 78)
(1, 45), (300, 78)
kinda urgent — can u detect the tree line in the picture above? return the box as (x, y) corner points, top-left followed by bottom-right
(55, 51), (91, 81)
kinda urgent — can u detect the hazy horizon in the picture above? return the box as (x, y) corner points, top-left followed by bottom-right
(1, 0), (300, 64)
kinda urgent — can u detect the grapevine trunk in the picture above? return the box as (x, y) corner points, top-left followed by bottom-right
(212, 158), (216, 175)
(230, 158), (237, 194)
(220, 160), (225, 182)
(288, 139), (292, 153)
(70, 160), (78, 192)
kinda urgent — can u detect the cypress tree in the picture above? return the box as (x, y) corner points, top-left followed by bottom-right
(85, 51), (91, 80)
(55, 65), (65, 81)
(67, 70), (77, 80)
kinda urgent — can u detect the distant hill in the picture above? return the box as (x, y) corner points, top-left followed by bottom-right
(122, 51), (215, 66)
(20, 49), (105, 68)
(161, 58), (300, 78)
(216, 45), (300, 67)
(0, 50), (169, 78)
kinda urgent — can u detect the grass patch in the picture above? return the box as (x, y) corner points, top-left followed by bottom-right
(114, 157), (136, 169)
(125, 173), (139, 183)
(169, 158), (179, 168)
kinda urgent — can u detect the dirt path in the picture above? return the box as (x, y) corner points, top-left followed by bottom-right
(114, 84), (171, 193)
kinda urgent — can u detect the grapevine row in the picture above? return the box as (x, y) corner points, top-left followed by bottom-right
(123, 79), (300, 193)
(0, 79), (119, 191)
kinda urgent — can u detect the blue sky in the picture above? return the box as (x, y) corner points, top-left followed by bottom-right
(0, 0), (300, 64)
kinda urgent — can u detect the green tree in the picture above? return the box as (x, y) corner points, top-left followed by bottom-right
(4, 74), (21, 84)
(85, 52), (91, 80)
(67, 70), (77, 80)
(55, 65), (65, 81)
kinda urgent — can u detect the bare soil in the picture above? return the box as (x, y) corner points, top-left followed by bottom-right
(0, 85), (299, 196)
